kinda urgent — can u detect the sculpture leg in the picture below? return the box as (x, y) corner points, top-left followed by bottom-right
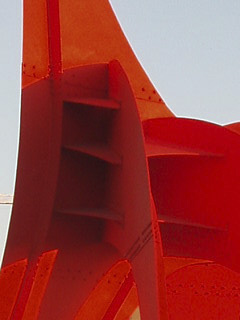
(130, 235), (169, 320)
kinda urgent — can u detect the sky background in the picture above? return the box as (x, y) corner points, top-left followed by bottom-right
(0, 0), (240, 264)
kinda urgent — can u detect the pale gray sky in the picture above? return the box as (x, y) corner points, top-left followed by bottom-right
(0, 0), (22, 265)
(110, 0), (240, 124)
(1, 0), (240, 264)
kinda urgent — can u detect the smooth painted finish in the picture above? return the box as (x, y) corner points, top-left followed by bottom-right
(4, 0), (240, 318)
(64, 97), (120, 110)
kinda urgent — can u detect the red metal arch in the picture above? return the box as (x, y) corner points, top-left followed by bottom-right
(2, 0), (240, 319)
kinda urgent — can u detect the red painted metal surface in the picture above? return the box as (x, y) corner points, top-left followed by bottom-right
(4, 61), (170, 319)
(22, 0), (173, 121)
(14, 250), (58, 320)
(7, 59), (240, 319)
(3, 0), (240, 319)
(225, 122), (240, 135)
(166, 263), (240, 319)
(46, 0), (62, 79)
(0, 259), (27, 320)
(101, 271), (134, 320)
(143, 118), (240, 271)
(74, 260), (132, 319)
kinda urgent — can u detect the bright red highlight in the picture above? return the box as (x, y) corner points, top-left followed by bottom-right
(74, 260), (132, 319)
(0, 259), (27, 320)
(102, 271), (134, 320)
(0, 251), (57, 320)
(21, 250), (58, 320)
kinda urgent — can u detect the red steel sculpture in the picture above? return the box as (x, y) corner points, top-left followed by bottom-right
(1, 0), (240, 319)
